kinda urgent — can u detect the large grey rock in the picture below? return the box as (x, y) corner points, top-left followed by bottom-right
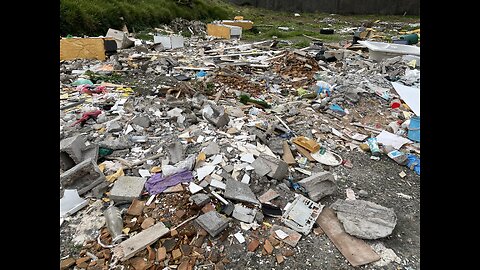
(330, 199), (397, 240)
(298, 172), (336, 201)
(132, 116), (151, 128)
(60, 158), (105, 195)
(107, 121), (123, 133)
(232, 204), (256, 223)
(251, 154), (288, 180)
(60, 135), (99, 171)
(195, 211), (230, 237)
(224, 179), (260, 205)
(166, 141), (185, 164)
(203, 141), (220, 156)
(99, 136), (132, 150)
(202, 104), (230, 128)
(109, 176), (147, 202)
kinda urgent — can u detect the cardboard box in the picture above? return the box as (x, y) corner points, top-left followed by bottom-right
(207, 24), (242, 39)
(60, 38), (113, 61)
(153, 35), (184, 49)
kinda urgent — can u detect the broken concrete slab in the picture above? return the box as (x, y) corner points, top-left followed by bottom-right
(224, 179), (260, 205)
(189, 193), (211, 207)
(132, 115), (151, 128)
(282, 194), (323, 235)
(92, 181), (109, 199)
(106, 28), (134, 49)
(270, 225), (302, 247)
(202, 103), (230, 128)
(197, 165), (216, 181)
(316, 207), (381, 266)
(107, 121), (122, 133)
(232, 204), (256, 223)
(258, 189), (280, 204)
(167, 141), (185, 164)
(203, 141), (220, 156)
(195, 211), (231, 237)
(109, 176), (146, 202)
(330, 199), (397, 239)
(251, 154), (288, 180)
(60, 158), (106, 195)
(298, 172), (337, 201)
(113, 222), (169, 261)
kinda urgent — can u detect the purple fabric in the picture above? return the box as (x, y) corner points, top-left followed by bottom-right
(145, 170), (193, 195)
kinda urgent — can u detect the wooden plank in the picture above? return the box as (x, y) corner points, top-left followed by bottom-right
(316, 208), (380, 267)
(295, 144), (315, 162)
(113, 222), (169, 261)
(282, 141), (296, 165)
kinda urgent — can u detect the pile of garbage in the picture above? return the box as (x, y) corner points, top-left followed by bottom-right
(60, 21), (420, 270)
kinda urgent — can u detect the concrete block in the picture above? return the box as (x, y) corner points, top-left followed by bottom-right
(81, 144), (99, 164)
(92, 182), (110, 199)
(232, 204), (256, 223)
(221, 202), (234, 216)
(330, 199), (397, 240)
(202, 104), (230, 128)
(153, 35), (184, 49)
(109, 176), (147, 202)
(189, 193), (211, 207)
(195, 211), (230, 237)
(60, 135), (86, 171)
(251, 154), (288, 180)
(298, 172), (336, 201)
(60, 158), (105, 195)
(224, 179), (260, 205)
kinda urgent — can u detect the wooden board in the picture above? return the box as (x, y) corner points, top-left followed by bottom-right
(60, 38), (107, 61)
(295, 144), (315, 161)
(282, 141), (296, 165)
(113, 222), (170, 261)
(316, 208), (380, 267)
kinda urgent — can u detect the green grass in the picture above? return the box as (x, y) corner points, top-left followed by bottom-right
(60, 0), (231, 36)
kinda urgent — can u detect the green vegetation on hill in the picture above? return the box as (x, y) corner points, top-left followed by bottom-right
(60, 0), (231, 36)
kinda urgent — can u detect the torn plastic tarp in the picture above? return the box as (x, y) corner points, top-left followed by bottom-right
(145, 170), (193, 195)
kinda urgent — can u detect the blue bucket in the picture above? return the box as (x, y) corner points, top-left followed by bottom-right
(407, 116), (420, 142)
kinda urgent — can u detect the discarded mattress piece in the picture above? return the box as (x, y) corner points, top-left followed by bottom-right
(330, 199), (397, 239)
(282, 194), (324, 235)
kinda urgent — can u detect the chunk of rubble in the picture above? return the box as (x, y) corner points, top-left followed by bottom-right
(232, 204), (256, 223)
(224, 179), (260, 205)
(60, 158), (106, 195)
(297, 172), (337, 201)
(251, 154), (288, 180)
(195, 211), (231, 237)
(109, 176), (147, 202)
(330, 199), (397, 239)
(202, 103), (230, 128)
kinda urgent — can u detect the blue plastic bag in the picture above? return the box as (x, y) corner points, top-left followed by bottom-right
(406, 154), (420, 175)
(196, 70), (207, 78)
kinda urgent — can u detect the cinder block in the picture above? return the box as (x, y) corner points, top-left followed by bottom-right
(60, 158), (105, 195)
(298, 172), (336, 201)
(60, 135), (86, 171)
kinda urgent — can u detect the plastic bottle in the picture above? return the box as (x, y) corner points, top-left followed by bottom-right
(366, 138), (381, 157)
(104, 206), (125, 243)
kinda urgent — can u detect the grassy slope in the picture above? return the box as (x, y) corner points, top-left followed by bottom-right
(60, 0), (419, 47)
(60, 0), (231, 36)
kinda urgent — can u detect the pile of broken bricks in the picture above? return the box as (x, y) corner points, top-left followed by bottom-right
(59, 28), (419, 269)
